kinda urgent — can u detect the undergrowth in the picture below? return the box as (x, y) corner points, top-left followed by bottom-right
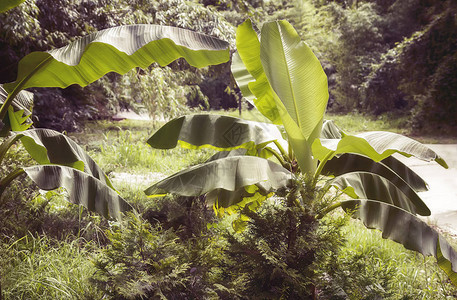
(1, 234), (102, 299)
(1, 116), (457, 299)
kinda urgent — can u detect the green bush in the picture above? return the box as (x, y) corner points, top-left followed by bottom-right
(92, 206), (234, 299)
(221, 196), (348, 299)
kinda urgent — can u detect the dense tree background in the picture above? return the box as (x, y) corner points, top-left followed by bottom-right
(1, 0), (456, 134)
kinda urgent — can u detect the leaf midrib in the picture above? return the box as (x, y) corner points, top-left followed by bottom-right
(277, 23), (302, 131)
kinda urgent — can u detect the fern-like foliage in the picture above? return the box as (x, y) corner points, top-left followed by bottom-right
(92, 197), (240, 299)
(220, 185), (349, 299)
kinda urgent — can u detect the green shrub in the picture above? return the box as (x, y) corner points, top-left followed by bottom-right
(221, 195), (349, 299)
(92, 208), (234, 299)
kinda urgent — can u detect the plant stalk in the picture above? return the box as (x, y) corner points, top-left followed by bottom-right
(0, 56), (53, 120)
(316, 202), (343, 219)
(263, 147), (289, 170)
(312, 150), (335, 187)
(0, 168), (25, 199)
(0, 134), (21, 166)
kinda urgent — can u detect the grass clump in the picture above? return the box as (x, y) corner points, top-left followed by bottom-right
(0, 235), (102, 300)
(331, 220), (457, 299)
(72, 119), (215, 176)
(325, 112), (409, 135)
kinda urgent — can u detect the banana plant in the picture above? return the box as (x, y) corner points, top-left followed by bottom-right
(0, 24), (230, 219)
(145, 19), (457, 285)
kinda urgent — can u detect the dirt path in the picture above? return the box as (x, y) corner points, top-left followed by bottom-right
(394, 144), (457, 234)
(111, 172), (166, 188)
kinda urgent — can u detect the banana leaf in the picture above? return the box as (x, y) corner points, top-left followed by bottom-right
(24, 165), (132, 220)
(147, 114), (283, 151)
(381, 155), (428, 191)
(3, 25), (229, 93)
(320, 120), (342, 139)
(313, 131), (448, 168)
(145, 156), (293, 197)
(11, 128), (116, 189)
(233, 19), (280, 124)
(331, 171), (430, 216)
(341, 199), (457, 285)
(260, 20), (328, 143)
(1, 24), (230, 120)
(259, 21), (328, 173)
(231, 51), (256, 105)
(322, 153), (428, 192)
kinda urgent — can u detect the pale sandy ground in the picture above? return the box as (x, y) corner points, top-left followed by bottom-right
(394, 144), (457, 235)
(112, 110), (152, 121)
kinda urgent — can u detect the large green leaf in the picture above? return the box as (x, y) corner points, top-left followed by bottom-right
(322, 153), (428, 192)
(259, 21), (328, 173)
(0, 24), (230, 119)
(381, 156), (428, 192)
(331, 171), (430, 216)
(147, 114), (283, 152)
(313, 131), (448, 168)
(233, 19), (281, 124)
(144, 156), (292, 197)
(3, 25), (229, 92)
(260, 20), (328, 143)
(13, 129), (115, 189)
(341, 199), (457, 285)
(231, 51), (256, 105)
(23, 165), (132, 220)
(0, 0), (25, 13)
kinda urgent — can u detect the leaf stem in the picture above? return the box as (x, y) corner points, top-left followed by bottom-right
(312, 150), (335, 187)
(0, 90), (20, 121)
(263, 147), (289, 170)
(287, 140), (294, 161)
(317, 201), (342, 219)
(0, 168), (25, 199)
(0, 134), (21, 166)
(0, 56), (53, 120)
(273, 140), (288, 159)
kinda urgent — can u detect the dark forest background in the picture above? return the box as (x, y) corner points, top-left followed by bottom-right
(1, 0), (456, 135)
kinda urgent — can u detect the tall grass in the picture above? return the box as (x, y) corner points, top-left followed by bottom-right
(72, 119), (216, 175)
(338, 219), (457, 299)
(0, 235), (102, 299)
(325, 112), (409, 135)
